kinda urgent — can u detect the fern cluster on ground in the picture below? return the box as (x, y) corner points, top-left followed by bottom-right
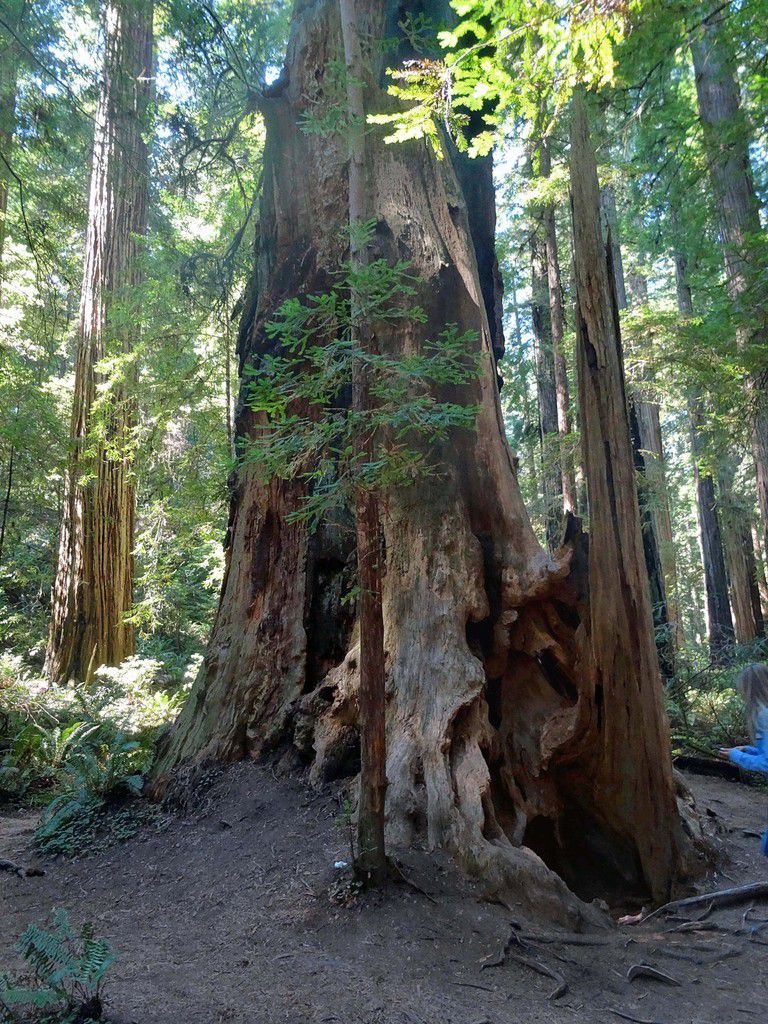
(0, 656), (190, 853)
(0, 910), (113, 1024)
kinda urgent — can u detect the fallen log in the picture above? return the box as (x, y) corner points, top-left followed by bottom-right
(638, 883), (768, 924)
(673, 755), (747, 782)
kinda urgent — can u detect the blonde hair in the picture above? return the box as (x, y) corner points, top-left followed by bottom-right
(735, 663), (768, 741)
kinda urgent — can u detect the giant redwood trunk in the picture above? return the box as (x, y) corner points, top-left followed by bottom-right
(45, 0), (153, 682)
(152, 5), (701, 921)
(691, 8), (768, 566)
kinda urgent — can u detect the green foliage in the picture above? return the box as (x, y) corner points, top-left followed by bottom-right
(369, 0), (632, 156)
(668, 640), (768, 756)
(1, 910), (113, 1024)
(0, 656), (187, 852)
(243, 246), (481, 529)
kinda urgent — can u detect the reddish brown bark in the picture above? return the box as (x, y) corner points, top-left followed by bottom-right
(718, 460), (764, 643)
(594, 156), (672, 667)
(569, 89), (690, 899)
(530, 216), (562, 549)
(539, 141), (577, 517)
(339, 0), (387, 885)
(598, 183), (627, 311)
(45, 0), (153, 682)
(151, 9), (703, 919)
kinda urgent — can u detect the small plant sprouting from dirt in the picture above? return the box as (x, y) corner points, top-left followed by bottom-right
(0, 909), (114, 1024)
(329, 797), (364, 905)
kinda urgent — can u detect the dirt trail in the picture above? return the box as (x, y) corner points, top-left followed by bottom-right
(1, 764), (766, 1024)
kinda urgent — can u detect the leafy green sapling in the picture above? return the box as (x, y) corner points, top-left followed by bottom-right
(243, 226), (481, 532)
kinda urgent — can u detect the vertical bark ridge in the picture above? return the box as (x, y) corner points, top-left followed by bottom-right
(718, 460), (765, 643)
(627, 272), (682, 652)
(151, 7), (704, 920)
(45, 0), (153, 682)
(569, 89), (688, 901)
(539, 140), (577, 516)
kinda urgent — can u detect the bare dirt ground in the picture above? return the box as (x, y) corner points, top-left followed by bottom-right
(1, 763), (766, 1024)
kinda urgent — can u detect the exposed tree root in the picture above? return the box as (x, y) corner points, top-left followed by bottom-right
(482, 924), (568, 999)
(0, 858), (44, 878)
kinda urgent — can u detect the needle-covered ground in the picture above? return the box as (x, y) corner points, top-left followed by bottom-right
(1, 763), (766, 1024)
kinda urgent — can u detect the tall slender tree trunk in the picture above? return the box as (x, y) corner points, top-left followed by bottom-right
(45, 0), (153, 683)
(595, 157), (671, 669)
(0, 438), (15, 567)
(339, 0), (387, 886)
(530, 223), (561, 549)
(528, 147), (562, 549)
(691, 8), (768, 564)
(674, 252), (735, 661)
(509, 275), (539, 489)
(627, 273), (682, 649)
(539, 140), (577, 516)
(752, 522), (768, 621)
(151, 8), (702, 920)
(717, 460), (765, 643)
(0, 2), (21, 302)
(569, 88), (688, 897)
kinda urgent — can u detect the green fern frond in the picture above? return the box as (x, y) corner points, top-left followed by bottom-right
(2, 911), (114, 1023)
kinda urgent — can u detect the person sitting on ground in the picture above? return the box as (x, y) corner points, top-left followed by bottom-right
(719, 663), (768, 775)
(719, 663), (768, 857)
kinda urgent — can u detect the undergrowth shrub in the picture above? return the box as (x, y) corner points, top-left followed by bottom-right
(0, 909), (113, 1023)
(0, 655), (192, 852)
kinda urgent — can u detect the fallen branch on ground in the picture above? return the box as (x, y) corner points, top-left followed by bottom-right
(637, 883), (768, 924)
(610, 1009), (666, 1024)
(520, 933), (613, 946)
(0, 858), (45, 878)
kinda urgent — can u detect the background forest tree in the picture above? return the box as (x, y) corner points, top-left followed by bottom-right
(0, 0), (766, 914)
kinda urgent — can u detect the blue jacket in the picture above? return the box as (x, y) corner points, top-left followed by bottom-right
(729, 708), (768, 774)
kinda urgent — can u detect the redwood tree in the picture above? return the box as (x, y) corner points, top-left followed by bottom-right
(45, 0), (153, 682)
(690, 7), (768, 563)
(540, 139), (577, 517)
(152, 3), (700, 920)
(569, 88), (691, 899)
(674, 251), (735, 660)
(0, 0), (22, 301)
(529, 189), (562, 549)
(627, 272), (682, 651)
